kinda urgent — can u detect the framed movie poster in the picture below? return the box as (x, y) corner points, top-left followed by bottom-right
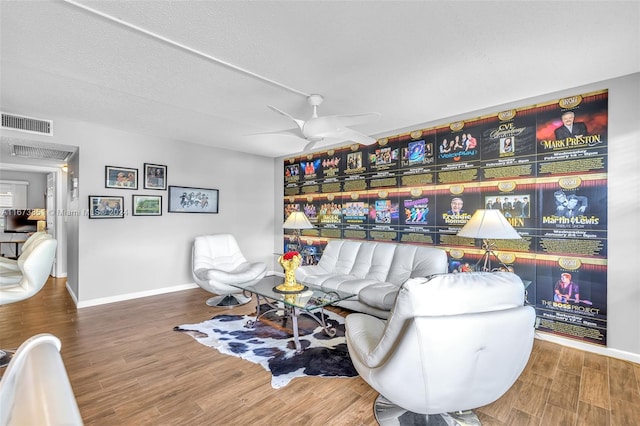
(88, 195), (124, 219)
(105, 166), (138, 189)
(132, 195), (162, 216)
(168, 186), (219, 213)
(143, 163), (167, 190)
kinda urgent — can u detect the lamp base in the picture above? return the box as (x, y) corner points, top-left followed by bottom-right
(475, 241), (513, 272)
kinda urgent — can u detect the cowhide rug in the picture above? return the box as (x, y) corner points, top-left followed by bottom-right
(174, 306), (357, 388)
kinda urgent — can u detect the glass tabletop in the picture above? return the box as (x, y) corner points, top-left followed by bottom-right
(232, 275), (355, 312)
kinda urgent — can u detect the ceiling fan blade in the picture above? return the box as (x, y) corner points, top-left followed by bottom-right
(244, 128), (304, 139)
(332, 128), (378, 145)
(325, 112), (381, 128)
(267, 105), (305, 131)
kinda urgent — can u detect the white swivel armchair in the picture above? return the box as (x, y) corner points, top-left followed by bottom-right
(0, 237), (57, 302)
(345, 272), (535, 425)
(192, 234), (267, 307)
(0, 231), (51, 272)
(0, 333), (83, 426)
(1, 237), (58, 366)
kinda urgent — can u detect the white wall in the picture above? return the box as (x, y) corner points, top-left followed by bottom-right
(276, 73), (640, 360)
(28, 118), (276, 305)
(0, 170), (46, 207)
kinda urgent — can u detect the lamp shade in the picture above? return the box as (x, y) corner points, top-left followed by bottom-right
(27, 209), (46, 221)
(282, 211), (314, 229)
(457, 209), (521, 240)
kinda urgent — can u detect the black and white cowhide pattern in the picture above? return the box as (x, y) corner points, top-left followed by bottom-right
(174, 307), (357, 388)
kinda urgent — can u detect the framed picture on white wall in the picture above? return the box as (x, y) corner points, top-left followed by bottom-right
(143, 163), (167, 190)
(168, 186), (218, 214)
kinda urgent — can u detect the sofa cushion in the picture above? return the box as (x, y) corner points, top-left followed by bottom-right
(320, 277), (381, 299)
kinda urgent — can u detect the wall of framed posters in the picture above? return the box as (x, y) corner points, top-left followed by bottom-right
(282, 89), (608, 347)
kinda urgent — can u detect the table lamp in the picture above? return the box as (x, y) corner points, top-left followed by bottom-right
(282, 211), (314, 251)
(28, 208), (47, 232)
(456, 209), (521, 271)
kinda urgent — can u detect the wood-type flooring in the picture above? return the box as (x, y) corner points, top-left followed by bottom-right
(1, 277), (639, 425)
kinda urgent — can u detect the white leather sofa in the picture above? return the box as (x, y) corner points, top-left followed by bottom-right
(295, 240), (448, 318)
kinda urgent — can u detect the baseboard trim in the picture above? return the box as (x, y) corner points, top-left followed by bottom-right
(65, 282), (79, 305)
(76, 283), (199, 308)
(535, 331), (640, 364)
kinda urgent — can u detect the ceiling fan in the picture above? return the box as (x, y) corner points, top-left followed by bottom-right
(265, 94), (381, 151)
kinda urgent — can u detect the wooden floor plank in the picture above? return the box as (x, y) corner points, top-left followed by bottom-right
(0, 277), (634, 425)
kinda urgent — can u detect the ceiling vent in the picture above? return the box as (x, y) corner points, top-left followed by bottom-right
(1, 112), (53, 136)
(10, 144), (73, 161)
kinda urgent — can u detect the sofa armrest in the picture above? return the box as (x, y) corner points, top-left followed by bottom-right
(359, 282), (400, 311)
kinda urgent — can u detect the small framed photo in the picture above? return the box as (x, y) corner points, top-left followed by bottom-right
(105, 166), (138, 189)
(143, 163), (167, 190)
(88, 195), (125, 219)
(168, 185), (219, 214)
(132, 195), (162, 216)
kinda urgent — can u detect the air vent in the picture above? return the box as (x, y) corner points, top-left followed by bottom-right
(10, 144), (73, 161)
(1, 112), (53, 136)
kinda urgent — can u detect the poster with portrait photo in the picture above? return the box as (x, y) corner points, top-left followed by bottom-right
(399, 130), (436, 172)
(536, 91), (608, 162)
(436, 191), (478, 228)
(534, 259), (607, 346)
(284, 161), (301, 185)
(537, 179), (608, 232)
(368, 143), (400, 175)
(298, 240), (325, 266)
(479, 109), (537, 162)
(283, 200), (302, 221)
(300, 157), (323, 181)
(367, 141), (400, 189)
(315, 194), (343, 226)
(319, 149), (345, 180)
(434, 123), (482, 183)
(435, 122), (482, 167)
(300, 198), (319, 225)
(481, 192), (534, 227)
(369, 198), (397, 226)
(342, 198), (369, 226)
(343, 148), (368, 177)
(400, 195), (432, 226)
(365, 191), (400, 242)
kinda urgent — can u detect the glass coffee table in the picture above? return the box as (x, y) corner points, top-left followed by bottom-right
(232, 275), (355, 353)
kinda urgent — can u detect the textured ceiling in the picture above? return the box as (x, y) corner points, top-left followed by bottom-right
(1, 1), (638, 159)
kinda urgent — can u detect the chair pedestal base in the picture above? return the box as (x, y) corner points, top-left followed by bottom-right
(206, 294), (251, 307)
(0, 349), (14, 367)
(374, 395), (481, 426)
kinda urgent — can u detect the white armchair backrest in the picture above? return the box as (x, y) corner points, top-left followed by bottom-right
(0, 334), (83, 425)
(381, 307), (535, 414)
(193, 234), (248, 273)
(357, 272), (535, 415)
(368, 272), (529, 369)
(21, 231), (52, 253)
(1, 238), (57, 305)
(0, 232), (52, 272)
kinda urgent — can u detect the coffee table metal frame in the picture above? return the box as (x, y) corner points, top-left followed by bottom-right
(232, 275), (355, 353)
